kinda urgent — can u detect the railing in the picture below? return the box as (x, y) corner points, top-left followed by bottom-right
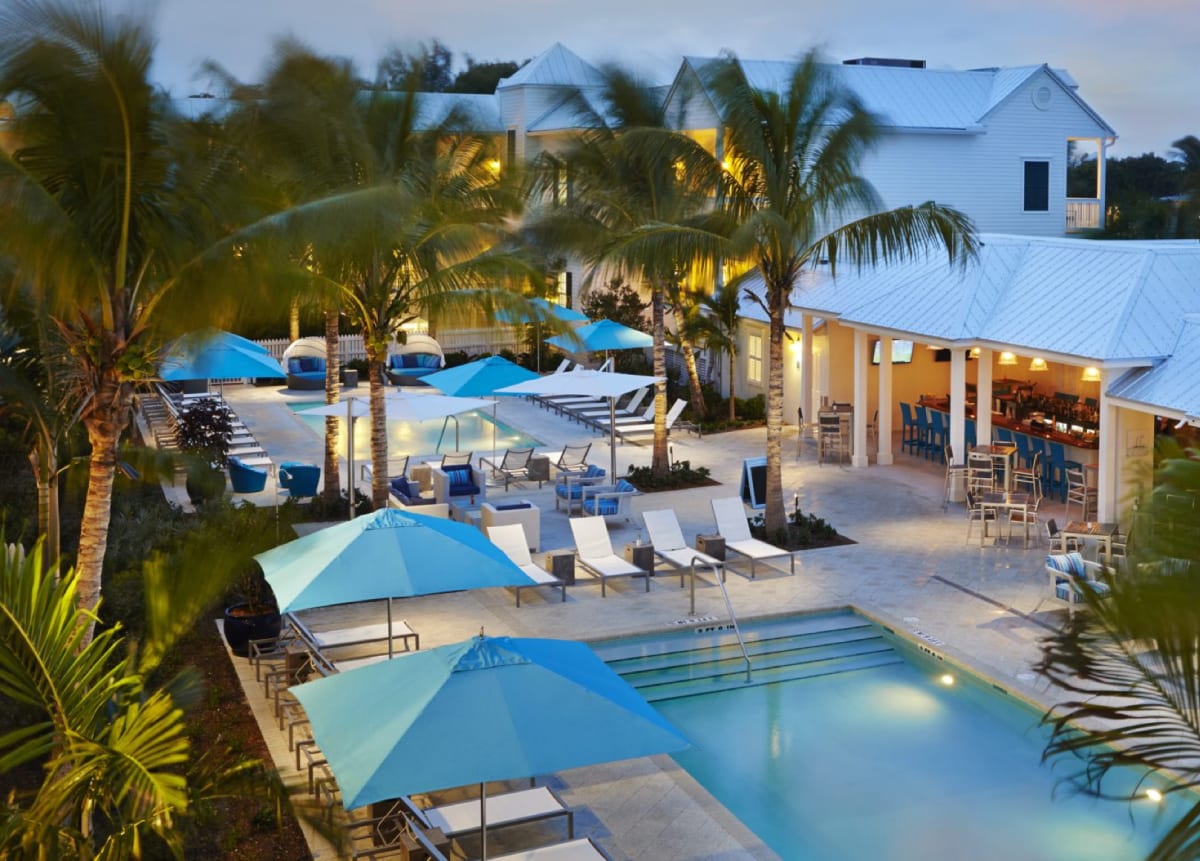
(688, 557), (753, 683)
(1066, 199), (1102, 231)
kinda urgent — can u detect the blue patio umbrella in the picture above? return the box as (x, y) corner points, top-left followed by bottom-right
(255, 509), (534, 656)
(292, 632), (690, 855)
(496, 299), (589, 372)
(160, 329), (284, 383)
(546, 318), (652, 359)
(422, 355), (539, 463)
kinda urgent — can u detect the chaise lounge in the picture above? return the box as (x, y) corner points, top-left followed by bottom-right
(710, 496), (796, 578)
(569, 515), (648, 596)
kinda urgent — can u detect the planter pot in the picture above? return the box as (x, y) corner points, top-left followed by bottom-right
(186, 463), (226, 505)
(223, 603), (282, 658)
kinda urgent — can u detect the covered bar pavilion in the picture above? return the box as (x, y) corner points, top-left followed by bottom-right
(738, 234), (1200, 524)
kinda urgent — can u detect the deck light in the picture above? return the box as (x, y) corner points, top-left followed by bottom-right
(1029, 357), (1048, 372)
(1081, 366), (1102, 382)
(1146, 788), (1164, 803)
(939, 673), (954, 686)
(998, 351), (1017, 366)
(969, 347), (981, 358)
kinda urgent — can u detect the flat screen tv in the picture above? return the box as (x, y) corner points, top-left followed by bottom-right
(871, 339), (914, 365)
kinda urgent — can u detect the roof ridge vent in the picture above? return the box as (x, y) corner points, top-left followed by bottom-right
(843, 57), (926, 69)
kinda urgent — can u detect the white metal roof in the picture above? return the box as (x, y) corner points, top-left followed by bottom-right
(1108, 319), (1200, 420)
(411, 92), (503, 131)
(678, 58), (1115, 135)
(497, 43), (606, 90)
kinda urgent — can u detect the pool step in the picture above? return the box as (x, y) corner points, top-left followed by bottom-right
(598, 612), (903, 703)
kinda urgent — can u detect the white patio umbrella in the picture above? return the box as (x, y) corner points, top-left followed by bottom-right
(496, 369), (664, 478)
(297, 391), (492, 518)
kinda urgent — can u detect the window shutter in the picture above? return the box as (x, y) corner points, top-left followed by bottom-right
(1024, 161), (1049, 212)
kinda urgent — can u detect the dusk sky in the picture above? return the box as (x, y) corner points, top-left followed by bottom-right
(151, 0), (1196, 158)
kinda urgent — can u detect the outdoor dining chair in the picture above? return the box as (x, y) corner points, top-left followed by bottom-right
(553, 443), (592, 476)
(710, 496), (796, 578)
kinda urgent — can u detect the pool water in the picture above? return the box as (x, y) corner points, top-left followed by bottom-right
(289, 401), (542, 461)
(596, 612), (1187, 861)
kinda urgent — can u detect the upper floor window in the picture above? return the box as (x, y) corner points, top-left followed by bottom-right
(556, 271), (572, 307)
(747, 333), (763, 385)
(1023, 160), (1050, 212)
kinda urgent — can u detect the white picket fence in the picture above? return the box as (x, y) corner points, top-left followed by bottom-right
(254, 329), (524, 363)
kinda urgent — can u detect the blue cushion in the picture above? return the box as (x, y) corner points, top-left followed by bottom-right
(296, 356), (319, 372)
(388, 355), (402, 369)
(586, 495), (620, 516)
(445, 465), (472, 487)
(287, 358), (302, 373)
(615, 479), (636, 493)
(415, 353), (441, 368)
(390, 476), (417, 497)
(401, 354), (418, 369)
(495, 502), (531, 511)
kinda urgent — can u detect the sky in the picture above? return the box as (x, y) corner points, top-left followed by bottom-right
(150, 0), (1198, 158)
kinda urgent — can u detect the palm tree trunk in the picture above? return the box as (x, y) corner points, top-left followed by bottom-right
(29, 447), (60, 571)
(76, 379), (132, 641)
(671, 309), (707, 422)
(367, 351), (389, 509)
(764, 284), (787, 534)
(728, 347), (737, 423)
(289, 300), (300, 343)
(651, 281), (669, 477)
(323, 310), (342, 505)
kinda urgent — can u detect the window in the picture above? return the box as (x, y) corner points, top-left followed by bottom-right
(506, 129), (517, 167)
(747, 333), (763, 385)
(1023, 160), (1049, 212)
(555, 271), (573, 307)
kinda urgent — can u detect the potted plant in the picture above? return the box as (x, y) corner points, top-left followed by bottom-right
(207, 500), (285, 656)
(223, 560), (282, 658)
(175, 397), (234, 503)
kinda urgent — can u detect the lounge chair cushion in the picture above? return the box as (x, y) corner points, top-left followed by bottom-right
(1047, 552), (1109, 601)
(495, 502), (532, 511)
(586, 479), (636, 516)
(415, 353), (441, 368)
(555, 464), (606, 500)
(443, 464), (480, 496)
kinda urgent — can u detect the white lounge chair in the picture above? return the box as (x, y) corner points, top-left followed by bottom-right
(401, 786), (574, 842)
(588, 402), (654, 431)
(566, 387), (649, 424)
(569, 515), (648, 596)
(615, 399), (687, 442)
(490, 838), (610, 861)
(642, 509), (725, 586)
(710, 496), (796, 578)
(487, 523), (565, 606)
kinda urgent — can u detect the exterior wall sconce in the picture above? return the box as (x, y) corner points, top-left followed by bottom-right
(1081, 366), (1102, 382)
(969, 347), (981, 358)
(998, 351), (1017, 366)
(1029, 357), (1049, 372)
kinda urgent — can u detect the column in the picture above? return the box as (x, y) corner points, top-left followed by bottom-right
(877, 335), (894, 465)
(852, 330), (869, 467)
(800, 313), (813, 430)
(976, 348), (993, 449)
(1097, 368), (1119, 522)
(949, 349), (966, 463)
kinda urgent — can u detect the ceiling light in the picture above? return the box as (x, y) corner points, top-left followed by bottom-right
(1029, 357), (1048, 372)
(998, 351), (1017, 366)
(1081, 366), (1101, 382)
(939, 674), (955, 686)
(1146, 788), (1164, 803)
(969, 347), (981, 358)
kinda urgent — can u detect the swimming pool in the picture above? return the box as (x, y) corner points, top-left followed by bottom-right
(288, 401), (542, 461)
(594, 611), (1186, 861)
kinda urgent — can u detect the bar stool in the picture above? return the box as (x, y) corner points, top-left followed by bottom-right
(927, 410), (947, 462)
(1047, 442), (1082, 502)
(900, 403), (921, 456)
(964, 417), (977, 449)
(1014, 432), (1032, 469)
(914, 406), (933, 460)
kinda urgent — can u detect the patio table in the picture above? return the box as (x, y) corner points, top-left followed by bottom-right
(970, 444), (1017, 490)
(979, 490), (1033, 548)
(1061, 520), (1120, 564)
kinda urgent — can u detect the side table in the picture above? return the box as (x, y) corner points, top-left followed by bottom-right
(546, 552), (576, 585)
(528, 455), (551, 487)
(624, 542), (655, 576)
(695, 534), (726, 561)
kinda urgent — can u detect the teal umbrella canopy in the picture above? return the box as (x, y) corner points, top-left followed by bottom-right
(160, 330), (284, 380)
(292, 633), (690, 810)
(256, 509), (533, 613)
(495, 298), (588, 324)
(422, 355), (539, 397)
(546, 319), (652, 353)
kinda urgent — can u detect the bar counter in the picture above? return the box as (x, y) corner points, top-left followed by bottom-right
(919, 397), (1099, 453)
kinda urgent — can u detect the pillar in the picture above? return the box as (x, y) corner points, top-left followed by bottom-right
(800, 313), (813, 429)
(949, 348), (966, 463)
(877, 335), (894, 465)
(976, 348), (993, 448)
(1097, 368), (1119, 522)
(852, 330), (869, 467)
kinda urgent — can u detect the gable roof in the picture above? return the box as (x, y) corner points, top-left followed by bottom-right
(1107, 318), (1200, 421)
(674, 57), (1115, 135)
(748, 235), (1200, 364)
(411, 92), (503, 132)
(497, 43), (606, 90)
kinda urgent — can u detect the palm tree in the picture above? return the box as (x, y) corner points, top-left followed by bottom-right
(529, 68), (729, 476)
(663, 281), (709, 421)
(1036, 449), (1200, 860)
(691, 281), (744, 423)
(707, 51), (977, 532)
(0, 536), (282, 858)
(0, 3), (279, 629)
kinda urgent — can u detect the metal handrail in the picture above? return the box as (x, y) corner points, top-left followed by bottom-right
(687, 556), (752, 683)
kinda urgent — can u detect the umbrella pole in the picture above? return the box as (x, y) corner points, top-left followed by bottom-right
(481, 782), (488, 860)
(347, 399), (355, 521)
(492, 399), (498, 466)
(609, 396), (617, 479)
(387, 597), (394, 659)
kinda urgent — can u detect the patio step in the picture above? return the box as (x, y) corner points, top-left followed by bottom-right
(597, 610), (903, 703)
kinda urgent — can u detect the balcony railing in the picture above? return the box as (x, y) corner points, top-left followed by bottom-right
(1066, 199), (1102, 231)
